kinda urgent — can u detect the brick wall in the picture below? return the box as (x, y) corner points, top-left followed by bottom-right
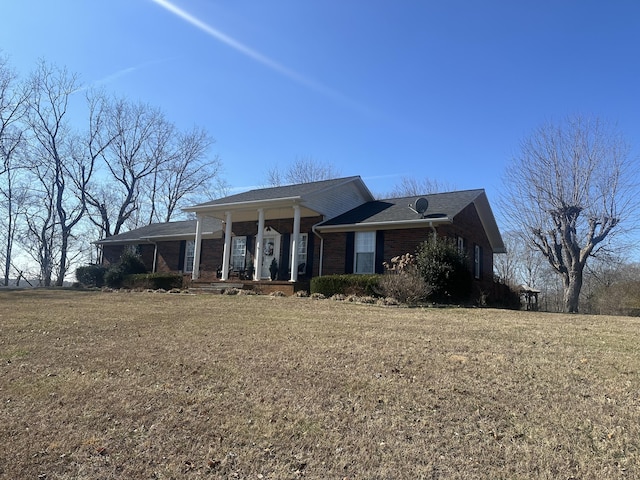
(322, 232), (348, 275)
(320, 202), (495, 291)
(156, 241), (182, 272)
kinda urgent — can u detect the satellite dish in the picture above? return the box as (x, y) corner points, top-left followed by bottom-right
(414, 197), (429, 216)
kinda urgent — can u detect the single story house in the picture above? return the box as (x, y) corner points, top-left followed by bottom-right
(96, 176), (505, 292)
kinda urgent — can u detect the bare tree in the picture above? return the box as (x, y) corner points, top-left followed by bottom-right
(0, 53), (28, 285)
(266, 155), (340, 186)
(144, 126), (220, 223)
(85, 97), (173, 237)
(387, 176), (456, 197)
(20, 162), (59, 286)
(0, 54), (27, 174)
(493, 231), (520, 287)
(502, 115), (638, 313)
(0, 148), (30, 286)
(23, 61), (97, 285)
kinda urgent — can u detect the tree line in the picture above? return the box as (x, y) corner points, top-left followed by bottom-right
(3, 55), (638, 314)
(0, 56), (223, 287)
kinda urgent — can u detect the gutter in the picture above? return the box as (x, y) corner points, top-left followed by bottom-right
(314, 216), (451, 233)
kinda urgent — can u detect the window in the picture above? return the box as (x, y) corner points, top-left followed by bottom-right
(231, 236), (247, 271)
(474, 244), (482, 279)
(354, 231), (375, 274)
(184, 240), (195, 273)
(457, 236), (465, 254)
(290, 233), (308, 274)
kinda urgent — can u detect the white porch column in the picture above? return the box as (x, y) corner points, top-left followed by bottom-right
(221, 211), (232, 281)
(254, 208), (265, 281)
(290, 204), (301, 282)
(191, 214), (203, 280)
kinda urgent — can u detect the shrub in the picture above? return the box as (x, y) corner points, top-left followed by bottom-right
(104, 265), (126, 289)
(124, 273), (183, 291)
(75, 265), (107, 287)
(378, 254), (432, 305)
(415, 238), (472, 303)
(119, 250), (147, 275)
(104, 250), (148, 288)
(310, 274), (380, 297)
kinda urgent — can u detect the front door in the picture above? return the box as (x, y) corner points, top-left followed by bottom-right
(260, 230), (281, 279)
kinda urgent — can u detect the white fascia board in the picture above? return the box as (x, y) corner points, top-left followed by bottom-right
(315, 217), (452, 232)
(183, 196), (302, 214)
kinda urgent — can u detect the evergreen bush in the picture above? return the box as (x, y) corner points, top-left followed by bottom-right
(104, 250), (148, 288)
(415, 238), (472, 303)
(125, 273), (183, 290)
(310, 274), (380, 297)
(75, 265), (107, 287)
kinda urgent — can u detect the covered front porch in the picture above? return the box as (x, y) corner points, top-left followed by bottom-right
(185, 196), (321, 284)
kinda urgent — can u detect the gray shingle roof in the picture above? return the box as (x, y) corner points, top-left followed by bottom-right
(95, 218), (221, 245)
(189, 176), (364, 207)
(318, 189), (486, 227)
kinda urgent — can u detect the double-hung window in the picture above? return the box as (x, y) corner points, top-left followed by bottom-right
(354, 231), (375, 274)
(184, 240), (195, 273)
(231, 236), (247, 271)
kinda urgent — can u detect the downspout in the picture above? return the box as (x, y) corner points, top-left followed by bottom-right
(142, 238), (158, 273)
(311, 221), (325, 277)
(151, 241), (158, 273)
(429, 221), (437, 241)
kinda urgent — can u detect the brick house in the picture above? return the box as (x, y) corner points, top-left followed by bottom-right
(96, 176), (505, 292)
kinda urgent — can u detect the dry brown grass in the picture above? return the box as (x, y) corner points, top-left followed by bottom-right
(1, 289), (639, 479)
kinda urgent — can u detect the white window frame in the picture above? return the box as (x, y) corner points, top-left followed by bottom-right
(290, 233), (308, 274)
(231, 236), (247, 271)
(354, 231), (376, 274)
(457, 236), (465, 254)
(184, 240), (195, 273)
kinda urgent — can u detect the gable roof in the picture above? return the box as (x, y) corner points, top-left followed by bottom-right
(187, 176), (371, 208)
(94, 217), (222, 245)
(184, 176), (374, 222)
(316, 189), (506, 253)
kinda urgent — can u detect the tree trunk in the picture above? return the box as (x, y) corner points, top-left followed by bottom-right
(563, 269), (583, 313)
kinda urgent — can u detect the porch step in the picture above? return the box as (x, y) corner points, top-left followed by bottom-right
(189, 282), (245, 294)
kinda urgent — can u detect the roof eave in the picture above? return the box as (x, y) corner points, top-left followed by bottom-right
(315, 217), (452, 232)
(183, 196), (303, 214)
(94, 231), (221, 245)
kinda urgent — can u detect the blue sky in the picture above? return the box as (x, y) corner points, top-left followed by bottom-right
(2, 0), (639, 211)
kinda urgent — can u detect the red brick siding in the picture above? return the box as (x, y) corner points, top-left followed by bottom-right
(156, 241), (183, 273)
(321, 203), (495, 291)
(322, 232), (348, 275)
(101, 245), (123, 266)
